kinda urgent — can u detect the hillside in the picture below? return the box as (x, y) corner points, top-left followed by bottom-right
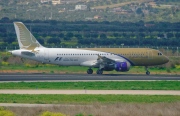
(0, 0), (179, 22)
(92, 0), (152, 9)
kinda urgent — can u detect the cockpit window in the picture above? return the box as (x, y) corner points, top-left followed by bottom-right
(158, 53), (163, 56)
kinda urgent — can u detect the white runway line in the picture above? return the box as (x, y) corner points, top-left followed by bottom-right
(0, 90), (180, 95)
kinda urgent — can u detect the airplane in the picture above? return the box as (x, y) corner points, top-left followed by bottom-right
(10, 22), (169, 75)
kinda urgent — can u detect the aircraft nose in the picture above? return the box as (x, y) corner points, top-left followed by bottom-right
(164, 56), (169, 63)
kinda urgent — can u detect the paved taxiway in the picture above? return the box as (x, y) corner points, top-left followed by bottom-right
(0, 90), (179, 95)
(0, 74), (180, 82)
(0, 74), (179, 96)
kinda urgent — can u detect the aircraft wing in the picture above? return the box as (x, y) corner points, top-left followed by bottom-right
(80, 55), (116, 67)
(80, 54), (126, 67)
(80, 60), (98, 67)
(97, 55), (116, 64)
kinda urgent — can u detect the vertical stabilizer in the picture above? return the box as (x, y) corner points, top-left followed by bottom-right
(14, 22), (44, 50)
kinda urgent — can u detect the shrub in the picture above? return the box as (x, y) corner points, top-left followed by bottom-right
(75, 113), (93, 116)
(1, 61), (9, 66)
(25, 63), (38, 68)
(170, 63), (175, 68)
(0, 107), (15, 116)
(175, 65), (180, 69)
(40, 111), (67, 116)
(2, 56), (9, 62)
(50, 70), (54, 73)
(166, 68), (171, 73)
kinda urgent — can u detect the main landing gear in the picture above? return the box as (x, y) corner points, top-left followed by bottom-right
(96, 69), (103, 75)
(87, 68), (93, 74)
(145, 66), (150, 75)
(87, 68), (104, 74)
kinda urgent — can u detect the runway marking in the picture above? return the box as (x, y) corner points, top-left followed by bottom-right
(0, 90), (180, 95)
(0, 103), (94, 107)
(0, 74), (180, 82)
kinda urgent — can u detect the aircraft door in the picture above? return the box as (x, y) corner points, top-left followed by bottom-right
(147, 50), (153, 59)
(44, 49), (49, 62)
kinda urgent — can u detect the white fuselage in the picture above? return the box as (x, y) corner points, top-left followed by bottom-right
(12, 48), (127, 67)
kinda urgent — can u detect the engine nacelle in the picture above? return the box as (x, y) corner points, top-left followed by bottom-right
(114, 62), (130, 72)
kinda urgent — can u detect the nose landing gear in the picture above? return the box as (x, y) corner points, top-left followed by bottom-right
(145, 66), (150, 75)
(146, 71), (150, 75)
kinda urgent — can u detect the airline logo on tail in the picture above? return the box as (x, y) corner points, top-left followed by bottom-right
(14, 22), (43, 51)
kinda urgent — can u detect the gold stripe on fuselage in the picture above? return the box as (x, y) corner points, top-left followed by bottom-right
(81, 48), (169, 66)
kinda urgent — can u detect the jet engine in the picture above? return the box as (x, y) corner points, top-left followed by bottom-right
(102, 61), (130, 72)
(114, 62), (130, 72)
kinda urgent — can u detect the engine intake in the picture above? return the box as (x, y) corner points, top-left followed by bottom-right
(115, 62), (130, 72)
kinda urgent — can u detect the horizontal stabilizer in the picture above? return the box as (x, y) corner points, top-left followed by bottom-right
(21, 51), (35, 56)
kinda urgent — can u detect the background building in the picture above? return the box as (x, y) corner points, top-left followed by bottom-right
(75, 5), (87, 10)
(52, 0), (61, 5)
(40, 0), (52, 3)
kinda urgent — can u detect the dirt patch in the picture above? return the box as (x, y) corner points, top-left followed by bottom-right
(5, 102), (180, 116)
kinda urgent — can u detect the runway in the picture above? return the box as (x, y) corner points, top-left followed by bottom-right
(0, 74), (180, 82)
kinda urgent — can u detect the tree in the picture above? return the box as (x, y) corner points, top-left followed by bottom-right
(91, 33), (98, 38)
(37, 38), (44, 45)
(0, 27), (6, 33)
(1, 17), (10, 23)
(47, 38), (61, 44)
(113, 33), (119, 37)
(3, 37), (16, 44)
(136, 8), (143, 14)
(100, 33), (107, 39)
(139, 33), (145, 38)
(74, 34), (82, 40)
(175, 33), (180, 38)
(49, 20), (57, 25)
(84, 33), (91, 38)
(66, 32), (74, 38)
(58, 33), (64, 38)
(157, 33), (164, 38)
(167, 33), (174, 38)
(122, 33), (127, 38)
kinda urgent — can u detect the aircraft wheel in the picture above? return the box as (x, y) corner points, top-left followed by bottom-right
(96, 69), (103, 75)
(87, 69), (93, 74)
(145, 66), (150, 75)
(146, 71), (150, 75)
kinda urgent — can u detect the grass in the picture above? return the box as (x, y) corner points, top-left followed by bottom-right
(0, 81), (180, 90)
(6, 102), (180, 116)
(0, 94), (180, 104)
(0, 65), (86, 71)
(1, 64), (180, 74)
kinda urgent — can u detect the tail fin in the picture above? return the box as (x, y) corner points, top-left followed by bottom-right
(14, 22), (44, 50)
